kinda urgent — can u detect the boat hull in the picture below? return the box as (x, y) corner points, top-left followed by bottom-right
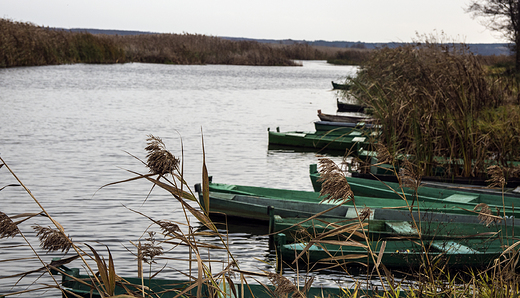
(267, 129), (372, 155)
(276, 234), (504, 269)
(317, 109), (372, 123)
(337, 99), (365, 112)
(309, 164), (520, 206)
(52, 262), (352, 298)
(195, 182), (520, 226)
(270, 215), (516, 244)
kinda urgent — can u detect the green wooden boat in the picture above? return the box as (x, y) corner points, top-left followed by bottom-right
(309, 164), (520, 208)
(267, 127), (374, 155)
(269, 214), (518, 244)
(194, 182), (520, 225)
(51, 263), (204, 297)
(276, 233), (508, 269)
(51, 260), (377, 298)
(349, 150), (520, 187)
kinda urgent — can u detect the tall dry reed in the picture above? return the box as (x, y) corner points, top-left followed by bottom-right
(2, 18), (354, 68)
(0, 18), (124, 67)
(349, 36), (520, 181)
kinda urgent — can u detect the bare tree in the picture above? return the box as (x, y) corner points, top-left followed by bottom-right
(466, 0), (520, 72)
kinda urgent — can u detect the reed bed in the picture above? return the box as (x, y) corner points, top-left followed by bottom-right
(347, 38), (520, 182)
(326, 49), (370, 65)
(0, 18), (124, 67)
(114, 33), (300, 66)
(1, 18), (364, 68)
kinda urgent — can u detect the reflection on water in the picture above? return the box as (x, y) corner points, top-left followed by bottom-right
(0, 61), (365, 296)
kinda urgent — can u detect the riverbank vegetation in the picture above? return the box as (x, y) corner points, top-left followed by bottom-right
(326, 48), (371, 65)
(0, 18), (366, 68)
(347, 36), (520, 183)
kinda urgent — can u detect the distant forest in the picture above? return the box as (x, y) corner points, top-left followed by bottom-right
(70, 28), (510, 56)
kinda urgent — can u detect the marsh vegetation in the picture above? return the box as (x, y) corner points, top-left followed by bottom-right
(345, 36), (520, 184)
(0, 18), (368, 68)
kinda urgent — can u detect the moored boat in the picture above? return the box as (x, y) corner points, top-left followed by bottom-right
(51, 262), (204, 297)
(347, 150), (520, 188)
(309, 164), (520, 202)
(269, 213), (516, 244)
(267, 127), (374, 155)
(194, 180), (520, 224)
(313, 121), (376, 134)
(51, 261), (354, 298)
(317, 109), (373, 123)
(332, 81), (351, 90)
(275, 233), (507, 269)
(337, 98), (365, 112)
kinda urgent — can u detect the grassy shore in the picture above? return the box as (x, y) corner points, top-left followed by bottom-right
(0, 18), (369, 68)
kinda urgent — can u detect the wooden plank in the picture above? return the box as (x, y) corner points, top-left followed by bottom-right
(385, 221), (417, 235)
(443, 194), (478, 203)
(430, 240), (481, 254)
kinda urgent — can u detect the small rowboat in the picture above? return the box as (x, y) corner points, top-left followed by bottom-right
(194, 180), (520, 224)
(337, 99), (365, 112)
(331, 81), (351, 90)
(268, 127), (373, 155)
(51, 260), (353, 298)
(275, 233), (507, 269)
(317, 109), (372, 123)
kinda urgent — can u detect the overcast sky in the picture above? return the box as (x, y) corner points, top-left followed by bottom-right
(0, 0), (505, 44)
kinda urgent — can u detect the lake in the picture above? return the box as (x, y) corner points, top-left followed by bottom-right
(0, 61), (362, 296)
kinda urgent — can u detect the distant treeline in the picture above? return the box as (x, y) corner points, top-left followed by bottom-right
(0, 18), (369, 68)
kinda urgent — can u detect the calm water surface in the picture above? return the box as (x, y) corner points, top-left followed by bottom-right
(0, 61), (366, 296)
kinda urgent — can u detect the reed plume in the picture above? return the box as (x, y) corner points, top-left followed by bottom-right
(375, 143), (393, 165)
(157, 219), (181, 236)
(145, 135), (180, 176)
(486, 165), (506, 188)
(267, 272), (304, 298)
(139, 232), (163, 264)
(474, 203), (501, 226)
(399, 158), (422, 190)
(0, 212), (20, 238)
(317, 158), (354, 203)
(32, 225), (72, 253)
